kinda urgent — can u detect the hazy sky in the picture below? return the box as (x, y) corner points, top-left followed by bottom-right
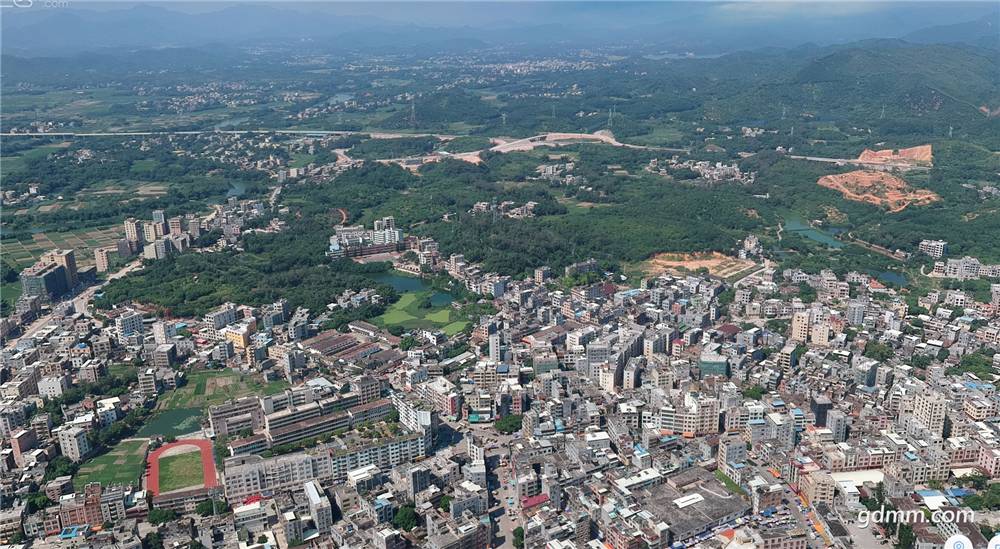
(2, 1), (996, 56)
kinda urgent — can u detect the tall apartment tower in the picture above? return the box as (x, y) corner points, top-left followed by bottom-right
(44, 249), (78, 289)
(790, 311), (811, 342)
(914, 393), (947, 437)
(124, 217), (144, 243)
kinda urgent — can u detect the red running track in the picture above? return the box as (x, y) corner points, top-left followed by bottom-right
(146, 439), (219, 496)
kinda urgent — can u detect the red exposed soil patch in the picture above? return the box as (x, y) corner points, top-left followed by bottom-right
(857, 144), (933, 165)
(817, 170), (940, 213)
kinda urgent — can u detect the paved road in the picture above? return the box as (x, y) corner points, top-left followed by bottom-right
(438, 416), (520, 548)
(786, 154), (930, 172)
(1, 129), (451, 139)
(4, 259), (143, 350)
(733, 259), (772, 289)
(491, 131), (688, 154)
(4, 129), (688, 155)
(846, 520), (885, 549)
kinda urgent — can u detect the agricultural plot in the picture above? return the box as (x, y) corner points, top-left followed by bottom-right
(156, 369), (290, 411)
(2, 226), (124, 269)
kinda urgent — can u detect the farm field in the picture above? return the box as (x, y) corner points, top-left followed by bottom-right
(2, 226), (124, 269)
(156, 369), (290, 411)
(74, 439), (148, 490)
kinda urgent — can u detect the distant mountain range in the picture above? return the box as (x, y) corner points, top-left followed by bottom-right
(1, 2), (997, 57)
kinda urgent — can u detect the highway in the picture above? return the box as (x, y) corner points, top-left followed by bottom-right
(0, 129), (449, 139)
(3, 129), (688, 155)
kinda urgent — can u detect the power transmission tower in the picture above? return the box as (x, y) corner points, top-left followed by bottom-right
(880, 104), (885, 120)
(409, 99), (416, 128)
(501, 112), (507, 127)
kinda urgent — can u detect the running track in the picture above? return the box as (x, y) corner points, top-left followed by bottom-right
(146, 439), (219, 496)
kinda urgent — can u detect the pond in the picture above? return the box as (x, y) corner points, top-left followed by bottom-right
(783, 216), (844, 249)
(226, 181), (247, 198)
(137, 408), (203, 439)
(213, 116), (249, 130)
(873, 270), (907, 286)
(371, 272), (454, 306)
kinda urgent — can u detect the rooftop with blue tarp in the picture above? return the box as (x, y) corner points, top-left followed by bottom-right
(59, 525), (89, 539)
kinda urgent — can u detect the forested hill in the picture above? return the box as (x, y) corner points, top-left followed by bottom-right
(794, 41), (1000, 107)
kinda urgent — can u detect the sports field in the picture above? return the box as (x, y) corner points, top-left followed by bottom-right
(74, 439), (148, 490)
(146, 439), (218, 495)
(157, 451), (205, 493)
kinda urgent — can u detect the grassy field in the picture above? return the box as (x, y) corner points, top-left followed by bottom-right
(626, 124), (685, 146)
(290, 152), (316, 168)
(130, 159), (160, 173)
(372, 291), (468, 334)
(715, 469), (746, 496)
(2, 226), (124, 269)
(157, 451), (205, 493)
(1, 282), (22, 312)
(157, 369), (290, 411)
(74, 439), (148, 490)
(0, 143), (69, 179)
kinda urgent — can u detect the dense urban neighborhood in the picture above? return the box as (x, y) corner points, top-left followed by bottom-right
(3, 2), (1000, 549)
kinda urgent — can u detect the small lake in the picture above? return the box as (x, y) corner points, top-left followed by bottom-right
(214, 116), (249, 130)
(873, 270), (907, 286)
(783, 216), (844, 249)
(137, 408), (203, 439)
(372, 272), (454, 306)
(227, 181), (247, 198)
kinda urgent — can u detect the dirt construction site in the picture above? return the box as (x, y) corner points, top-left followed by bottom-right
(816, 170), (940, 213)
(641, 252), (757, 279)
(857, 144), (933, 166)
